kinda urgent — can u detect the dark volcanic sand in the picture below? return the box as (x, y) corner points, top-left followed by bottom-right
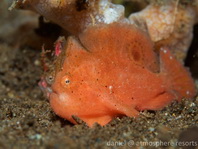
(0, 2), (198, 149)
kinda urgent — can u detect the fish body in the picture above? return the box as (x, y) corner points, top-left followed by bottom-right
(48, 23), (196, 127)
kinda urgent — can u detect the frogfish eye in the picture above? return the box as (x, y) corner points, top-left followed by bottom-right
(65, 78), (70, 84)
(61, 76), (71, 87)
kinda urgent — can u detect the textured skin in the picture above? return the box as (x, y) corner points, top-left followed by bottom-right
(49, 23), (196, 127)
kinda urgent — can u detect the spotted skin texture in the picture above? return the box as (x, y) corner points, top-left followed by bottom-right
(49, 23), (196, 127)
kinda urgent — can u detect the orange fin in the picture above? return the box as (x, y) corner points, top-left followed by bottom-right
(159, 47), (196, 100)
(65, 36), (88, 57)
(79, 115), (113, 127)
(136, 91), (175, 110)
(78, 102), (139, 127)
(61, 36), (90, 68)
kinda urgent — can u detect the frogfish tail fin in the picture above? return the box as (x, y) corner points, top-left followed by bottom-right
(160, 47), (196, 100)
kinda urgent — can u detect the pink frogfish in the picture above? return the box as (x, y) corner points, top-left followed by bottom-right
(42, 23), (196, 127)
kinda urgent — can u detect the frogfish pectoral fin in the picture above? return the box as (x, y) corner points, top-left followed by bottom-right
(79, 115), (113, 127)
(136, 91), (176, 111)
(78, 104), (140, 127)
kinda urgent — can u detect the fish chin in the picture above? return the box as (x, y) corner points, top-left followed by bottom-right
(49, 92), (76, 121)
(49, 92), (71, 107)
(49, 92), (69, 114)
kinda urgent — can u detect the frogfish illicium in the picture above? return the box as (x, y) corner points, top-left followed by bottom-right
(40, 23), (196, 127)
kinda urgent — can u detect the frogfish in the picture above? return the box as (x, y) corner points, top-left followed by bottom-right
(40, 23), (196, 127)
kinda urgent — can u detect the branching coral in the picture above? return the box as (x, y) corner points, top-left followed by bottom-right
(10, 0), (125, 35)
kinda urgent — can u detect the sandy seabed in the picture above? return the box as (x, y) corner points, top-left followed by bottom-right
(0, 1), (198, 149)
